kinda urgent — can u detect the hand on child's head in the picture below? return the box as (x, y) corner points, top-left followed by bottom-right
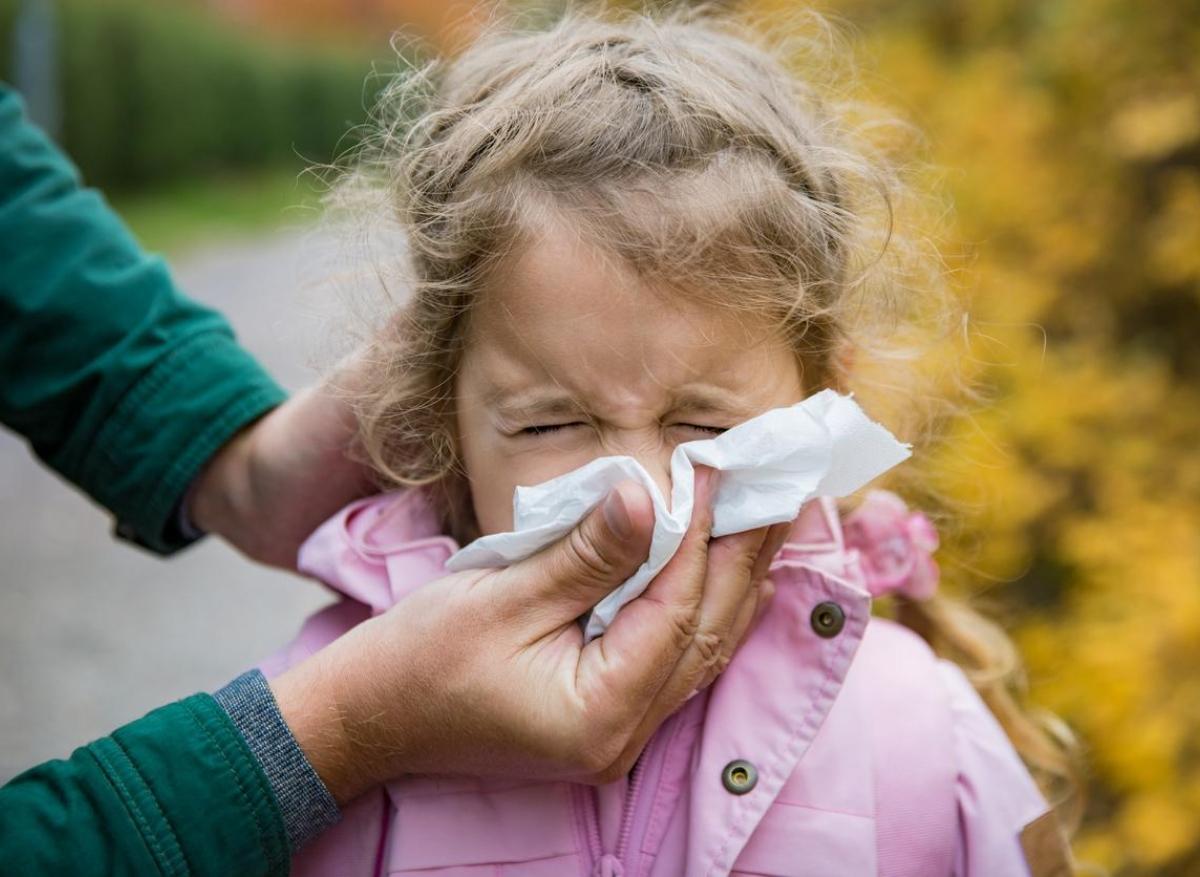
(455, 222), (805, 535)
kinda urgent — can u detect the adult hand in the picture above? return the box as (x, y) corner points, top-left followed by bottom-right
(270, 466), (791, 804)
(188, 379), (374, 569)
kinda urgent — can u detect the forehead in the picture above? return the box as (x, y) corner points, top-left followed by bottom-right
(460, 222), (797, 415)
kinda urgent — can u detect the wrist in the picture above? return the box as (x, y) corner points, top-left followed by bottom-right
(189, 422), (257, 539)
(269, 632), (398, 805)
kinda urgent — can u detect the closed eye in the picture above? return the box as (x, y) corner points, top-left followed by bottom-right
(520, 422), (585, 436)
(517, 422), (727, 437)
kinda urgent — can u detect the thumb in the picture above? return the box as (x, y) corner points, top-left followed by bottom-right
(504, 480), (655, 621)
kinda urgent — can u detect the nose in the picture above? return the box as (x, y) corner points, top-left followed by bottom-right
(621, 443), (676, 511)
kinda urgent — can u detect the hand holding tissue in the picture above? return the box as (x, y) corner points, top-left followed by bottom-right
(447, 389), (911, 640)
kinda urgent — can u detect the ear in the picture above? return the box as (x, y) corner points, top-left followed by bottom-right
(799, 340), (856, 395)
(830, 341), (856, 389)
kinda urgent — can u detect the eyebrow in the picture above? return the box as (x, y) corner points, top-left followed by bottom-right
(491, 393), (585, 420)
(486, 386), (753, 421)
(671, 387), (751, 415)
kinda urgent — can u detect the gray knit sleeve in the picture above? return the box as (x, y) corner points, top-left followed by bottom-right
(213, 669), (341, 851)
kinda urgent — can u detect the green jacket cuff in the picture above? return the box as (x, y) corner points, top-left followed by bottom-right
(76, 329), (287, 554)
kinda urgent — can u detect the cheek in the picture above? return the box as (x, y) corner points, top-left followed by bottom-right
(463, 447), (601, 535)
(465, 469), (517, 536)
(456, 404), (598, 536)
(455, 395), (509, 535)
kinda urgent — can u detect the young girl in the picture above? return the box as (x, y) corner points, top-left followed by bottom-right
(264, 7), (1078, 875)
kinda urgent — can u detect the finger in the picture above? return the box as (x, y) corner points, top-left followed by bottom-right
(615, 505), (775, 764)
(706, 520), (790, 684)
(499, 479), (655, 622)
(579, 490), (785, 777)
(704, 585), (758, 692)
(710, 520), (790, 677)
(749, 518), (791, 626)
(754, 576), (777, 626)
(676, 525), (767, 689)
(751, 521), (792, 584)
(571, 467), (718, 741)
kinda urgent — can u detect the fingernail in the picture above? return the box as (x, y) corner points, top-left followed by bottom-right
(604, 487), (633, 540)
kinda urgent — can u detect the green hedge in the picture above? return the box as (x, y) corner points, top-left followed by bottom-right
(1, 0), (379, 190)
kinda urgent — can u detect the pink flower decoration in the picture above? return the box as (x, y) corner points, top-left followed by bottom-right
(842, 490), (940, 601)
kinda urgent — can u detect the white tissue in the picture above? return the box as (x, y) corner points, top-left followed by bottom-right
(446, 389), (911, 640)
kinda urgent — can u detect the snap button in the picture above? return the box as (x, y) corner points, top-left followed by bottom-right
(721, 759), (758, 795)
(810, 601), (845, 638)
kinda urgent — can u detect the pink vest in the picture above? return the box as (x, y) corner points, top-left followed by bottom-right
(261, 491), (1051, 876)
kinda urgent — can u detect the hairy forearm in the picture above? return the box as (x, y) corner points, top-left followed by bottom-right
(269, 644), (375, 807)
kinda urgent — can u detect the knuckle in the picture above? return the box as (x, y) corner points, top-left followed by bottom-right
(693, 630), (725, 669)
(711, 648), (733, 676)
(698, 660), (728, 691)
(668, 607), (701, 651)
(698, 648), (734, 691)
(566, 523), (615, 583)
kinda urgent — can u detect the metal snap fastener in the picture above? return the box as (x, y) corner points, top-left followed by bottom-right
(810, 601), (845, 638)
(721, 759), (758, 795)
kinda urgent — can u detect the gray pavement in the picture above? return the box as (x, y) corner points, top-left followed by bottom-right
(0, 227), (360, 782)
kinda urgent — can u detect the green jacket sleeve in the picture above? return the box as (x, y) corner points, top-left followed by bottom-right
(0, 694), (291, 876)
(0, 84), (287, 553)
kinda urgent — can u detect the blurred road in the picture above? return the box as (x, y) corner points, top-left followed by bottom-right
(0, 228), (355, 782)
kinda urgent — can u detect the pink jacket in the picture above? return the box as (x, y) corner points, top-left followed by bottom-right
(261, 490), (1053, 877)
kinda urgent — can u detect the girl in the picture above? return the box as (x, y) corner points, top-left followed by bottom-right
(265, 6), (1078, 875)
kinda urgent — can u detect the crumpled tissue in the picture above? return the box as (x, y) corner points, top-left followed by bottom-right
(446, 389), (911, 640)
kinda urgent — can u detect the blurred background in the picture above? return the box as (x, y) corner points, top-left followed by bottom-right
(1, 1), (1197, 874)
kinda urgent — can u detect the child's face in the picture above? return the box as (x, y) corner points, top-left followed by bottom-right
(455, 222), (805, 536)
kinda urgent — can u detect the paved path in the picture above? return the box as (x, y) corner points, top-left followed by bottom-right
(0, 228), (359, 781)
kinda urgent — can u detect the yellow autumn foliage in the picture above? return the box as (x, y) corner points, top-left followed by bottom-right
(738, 1), (1199, 873)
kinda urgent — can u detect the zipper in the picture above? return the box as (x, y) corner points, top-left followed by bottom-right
(614, 749), (649, 863)
(575, 783), (604, 874)
(576, 710), (678, 876)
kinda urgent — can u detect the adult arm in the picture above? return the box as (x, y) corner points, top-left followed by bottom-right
(0, 84), (329, 873)
(0, 83), (286, 553)
(1, 472), (787, 874)
(0, 694), (292, 876)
